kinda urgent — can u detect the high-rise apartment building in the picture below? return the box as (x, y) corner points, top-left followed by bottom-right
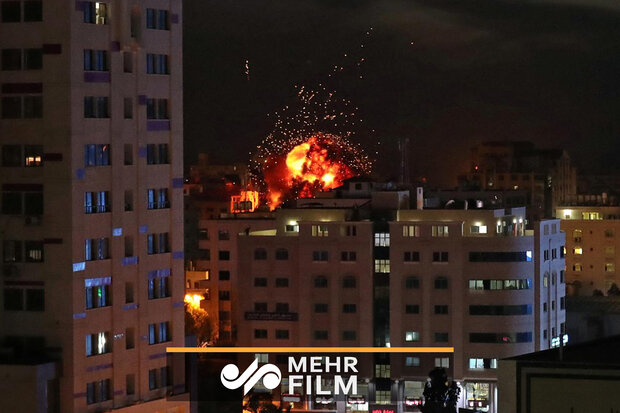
(0, 1), (187, 412)
(189, 180), (566, 413)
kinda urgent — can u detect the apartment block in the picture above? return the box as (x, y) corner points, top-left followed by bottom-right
(556, 205), (620, 296)
(0, 1), (187, 412)
(188, 180), (565, 413)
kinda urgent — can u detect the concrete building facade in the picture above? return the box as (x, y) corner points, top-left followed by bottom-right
(189, 182), (566, 413)
(555, 205), (620, 296)
(0, 1), (188, 412)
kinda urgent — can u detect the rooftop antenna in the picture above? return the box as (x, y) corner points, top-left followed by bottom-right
(398, 137), (410, 184)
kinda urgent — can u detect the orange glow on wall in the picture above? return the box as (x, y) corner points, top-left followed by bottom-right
(230, 190), (260, 213)
(184, 293), (204, 310)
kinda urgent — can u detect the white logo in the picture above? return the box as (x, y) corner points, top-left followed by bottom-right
(220, 359), (282, 395)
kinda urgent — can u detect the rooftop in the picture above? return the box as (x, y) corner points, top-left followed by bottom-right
(506, 334), (620, 366)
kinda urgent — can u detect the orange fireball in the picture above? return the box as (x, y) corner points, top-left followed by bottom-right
(262, 133), (357, 209)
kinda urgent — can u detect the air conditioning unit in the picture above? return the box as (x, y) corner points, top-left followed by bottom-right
(2, 264), (19, 277)
(24, 215), (42, 226)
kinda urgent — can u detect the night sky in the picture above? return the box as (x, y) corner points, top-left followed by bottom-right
(183, 0), (620, 186)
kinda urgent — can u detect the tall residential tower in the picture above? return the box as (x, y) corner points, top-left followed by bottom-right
(0, 1), (187, 412)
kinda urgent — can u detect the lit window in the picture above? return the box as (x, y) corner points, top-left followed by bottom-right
(374, 233), (390, 246)
(405, 331), (419, 342)
(573, 247), (582, 255)
(255, 353), (268, 364)
(434, 357), (449, 368)
(606, 263), (615, 273)
(470, 225), (487, 234)
(606, 246), (615, 255)
(403, 225), (420, 237)
(311, 224), (329, 237)
(432, 225), (449, 237)
(374, 259), (390, 273)
(405, 357), (420, 367)
(573, 264), (582, 272)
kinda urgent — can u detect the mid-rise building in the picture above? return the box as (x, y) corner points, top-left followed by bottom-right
(0, 1), (188, 412)
(188, 180), (566, 413)
(460, 141), (577, 222)
(555, 205), (620, 296)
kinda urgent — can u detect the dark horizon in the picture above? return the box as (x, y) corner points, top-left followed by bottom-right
(183, 0), (620, 186)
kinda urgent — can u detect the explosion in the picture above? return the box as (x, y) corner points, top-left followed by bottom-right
(250, 81), (373, 209)
(261, 133), (364, 208)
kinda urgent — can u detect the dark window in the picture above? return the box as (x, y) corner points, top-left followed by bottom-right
(404, 251), (420, 262)
(146, 144), (169, 165)
(254, 329), (267, 339)
(84, 144), (110, 166)
(405, 276), (420, 289)
(23, 1), (42, 22)
(469, 332), (533, 343)
(469, 251), (531, 262)
(84, 96), (109, 118)
(314, 330), (328, 340)
(1, 96), (21, 118)
(314, 276), (328, 288)
(218, 290), (230, 301)
(146, 53), (169, 74)
(2, 191), (22, 214)
(147, 277), (171, 300)
(469, 305), (532, 316)
(123, 97), (132, 118)
(254, 302), (267, 312)
(435, 332), (449, 342)
(24, 48), (42, 69)
(4, 288), (23, 310)
(343, 303), (356, 313)
(275, 329), (289, 339)
(432, 251), (449, 262)
(1, 2), (20, 22)
(86, 379), (111, 405)
(312, 251), (328, 261)
(2, 49), (22, 70)
(275, 248), (288, 260)
(3, 240), (22, 262)
(342, 276), (356, 288)
(218, 250), (230, 260)
(254, 248), (267, 260)
(146, 8), (169, 30)
(254, 277), (267, 287)
(434, 305), (449, 314)
(83, 49), (108, 71)
(342, 331), (357, 341)
(405, 304), (419, 314)
(25, 288), (44, 311)
(146, 98), (168, 119)
(275, 278), (289, 287)
(85, 284), (110, 309)
(275, 303), (289, 312)
(314, 303), (328, 313)
(218, 271), (230, 281)
(434, 277), (448, 289)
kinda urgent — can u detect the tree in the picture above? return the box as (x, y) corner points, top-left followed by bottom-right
(607, 283), (620, 296)
(422, 368), (461, 413)
(185, 303), (212, 346)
